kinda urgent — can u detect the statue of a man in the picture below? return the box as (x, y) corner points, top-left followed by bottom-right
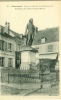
(25, 18), (35, 46)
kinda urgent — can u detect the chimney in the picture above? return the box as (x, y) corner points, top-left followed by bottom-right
(0, 26), (4, 34)
(8, 22), (10, 34)
(4, 22), (10, 34)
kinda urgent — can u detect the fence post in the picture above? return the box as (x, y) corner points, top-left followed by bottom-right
(56, 70), (58, 81)
(20, 74), (21, 85)
(1, 72), (2, 82)
(8, 73), (9, 83)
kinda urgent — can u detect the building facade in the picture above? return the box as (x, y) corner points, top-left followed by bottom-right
(9, 29), (24, 69)
(32, 27), (59, 71)
(0, 25), (16, 68)
(0, 23), (23, 68)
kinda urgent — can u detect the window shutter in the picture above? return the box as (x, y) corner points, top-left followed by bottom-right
(2, 41), (4, 50)
(8, 43), (12, 52)
(11, 44), (13, 51)
(0, 58), (2, 66)
(0, 40), (2, 50)
(8, 58), (12, 67)
(5, 42), (7, 51)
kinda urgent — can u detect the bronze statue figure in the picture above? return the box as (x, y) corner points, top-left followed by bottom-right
(25, 18), (35, 46)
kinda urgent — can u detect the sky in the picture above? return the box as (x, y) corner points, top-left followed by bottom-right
(0, 1), (60, 34)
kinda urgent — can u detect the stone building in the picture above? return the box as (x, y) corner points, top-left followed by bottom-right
(32, 27), (59, 71)
(0, 22), (23, 68)
(0, 25), (15, 68)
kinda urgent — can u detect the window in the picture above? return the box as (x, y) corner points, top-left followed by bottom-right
(8, 43), (12, 51)
(48, 45), (53, 52)
(0, 40), (4, 50)
(41, 38), (46, 43)
(5, 42), (7, 51)
(0, 57), (4, 66)
(17, 54), (20, 59)
(8, 58), (12, 67)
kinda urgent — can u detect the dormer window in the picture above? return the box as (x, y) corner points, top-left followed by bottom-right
(41, 37), (46, 43)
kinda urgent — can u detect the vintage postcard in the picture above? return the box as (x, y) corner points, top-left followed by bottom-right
(0, 1), (61, 99)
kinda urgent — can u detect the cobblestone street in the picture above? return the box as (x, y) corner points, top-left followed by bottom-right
(0, 82), (59, 96)
(28, 85), (59, 96)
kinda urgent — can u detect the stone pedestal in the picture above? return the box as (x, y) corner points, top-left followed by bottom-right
(20, 46), (37, 71)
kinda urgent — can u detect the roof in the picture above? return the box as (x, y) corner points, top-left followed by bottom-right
(32, 27), (59, 45)
(0, 25), (23, 41)
(1, 32), (14, 40)
(10, 29), (20, 37)
(0, 25), (22, 37)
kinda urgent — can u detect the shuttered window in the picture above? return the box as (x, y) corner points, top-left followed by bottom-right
(0, 57), (4, 66)
(5, 42), (7, 51)
(8, 58), (12, 67)
(8, 43), (12, 52)
(0, 40), (4, 50)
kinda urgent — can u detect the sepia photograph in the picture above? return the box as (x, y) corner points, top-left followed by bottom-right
(0, 1), (61, 98)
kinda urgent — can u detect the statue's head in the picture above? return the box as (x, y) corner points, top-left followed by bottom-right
(29, 18), (33, 23)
